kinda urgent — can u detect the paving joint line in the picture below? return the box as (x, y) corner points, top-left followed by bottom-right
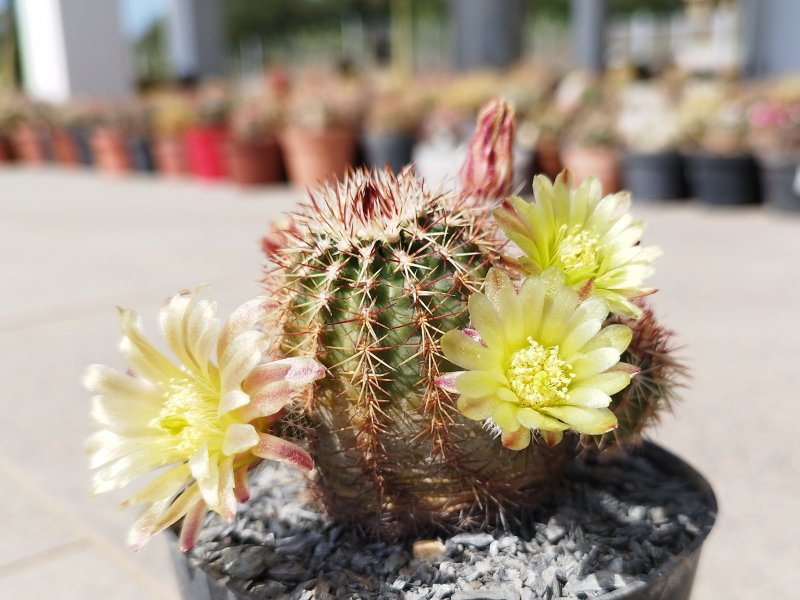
(0, 539), (90, 578)
(0, 452), (175, 600)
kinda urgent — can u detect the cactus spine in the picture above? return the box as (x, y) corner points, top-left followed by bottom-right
(264, 169), (565, 539)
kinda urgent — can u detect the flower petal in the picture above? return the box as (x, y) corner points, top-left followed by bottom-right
(492, 402), (520, 432)
(441, 330), (500, 371)
(573, 371), (632, 396)
(567, 386), (613, 409)
(501, 427), (531, 450)
(572, 348), (622, 378)
(517, 408), (570, 432)
(178, 499), (208, 552)
(222, 424), (260, 456)
(454, 371), (502, 398)
(118, 308), (183, 382)
(456, 395), (495, 421)
(252, 434), (313, 471)
(540, 405), (617, 435)
(119, 464), (191, 508)
(582, 324), (633, 354)
(188, 446), (220, 508)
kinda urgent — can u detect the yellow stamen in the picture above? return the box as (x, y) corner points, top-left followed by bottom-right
(557, 226), (600, 278)
(151, 376), (224, 455)
(507, 338), (573, 408)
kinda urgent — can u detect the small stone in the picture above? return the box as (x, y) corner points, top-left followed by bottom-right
(392, 577), (409, 592)
(628, 505), (647, 521)
(449, 533), (495, 550)
(220, 546), (269, 579)
(414, 540), (447, 560)
(269, 561), (312, 583)
(452, 588), (520, 600)
(250, 580), (288, 596)
(544, 525), (566, 545)
(432, 583), (457, 598)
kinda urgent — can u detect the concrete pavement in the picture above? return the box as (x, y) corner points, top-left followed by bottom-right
(0, 166), (797, 598)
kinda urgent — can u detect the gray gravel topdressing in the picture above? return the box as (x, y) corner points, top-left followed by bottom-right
(185, 444), (715, 600)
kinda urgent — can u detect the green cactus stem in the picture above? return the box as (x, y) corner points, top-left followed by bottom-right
(263, 169), (566, 540)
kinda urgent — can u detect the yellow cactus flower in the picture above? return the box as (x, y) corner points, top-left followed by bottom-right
(437, 268), (636, 450)
(493, 172), (661, 317)
(85, 290), (325, 551)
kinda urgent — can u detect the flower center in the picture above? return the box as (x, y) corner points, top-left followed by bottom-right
(151, 376), (223, 455)
(507, 338), (574, 408)
(557, 226), (601, 279)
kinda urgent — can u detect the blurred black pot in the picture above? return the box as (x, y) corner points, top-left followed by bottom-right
(69, 126), (94, 166)
(362, 131), (415, 173)
(685, 152), (761, 205)
(128, 136), (156, 173)
(757, 155), (800, 212)
(623, 151), (687, 201)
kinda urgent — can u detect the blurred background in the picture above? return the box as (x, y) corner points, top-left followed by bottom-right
(0, 0), (799, 202)
(0, 1), (798, 599)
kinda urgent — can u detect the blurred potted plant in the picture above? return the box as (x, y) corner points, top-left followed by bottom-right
(681, 81), (761, 205)
(125, 101), (157, 174)
(362, 89), (422, 173)
(279, 75), (361, 188)
(10, 100), (52, 164)
(223, 95), (283, 187)
(412, 72), (496, 188)
(618, 82), (687, 200)
(50, 103), (98, 167)
(185, 82), (231, 181)
(86, 99), (716, 600)
(151, 92), (194, 176)
(90, 106), (132, 175)
(562, 106), (621, 194)
(748, 78), (800, 211)
(0, 94), (22, 162)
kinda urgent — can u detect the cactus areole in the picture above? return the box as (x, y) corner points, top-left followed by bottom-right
(263, 169), (565, 539)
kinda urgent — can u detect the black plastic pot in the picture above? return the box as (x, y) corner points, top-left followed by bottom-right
(362, 131), (415, 173)
(69, 126), (94, 166)
(623, 151), (687, 201)
(167, 442), (716, 600)
(684, 151), (761, 205)
(128, 136), (156, 173)
(758, 155), (800, 212)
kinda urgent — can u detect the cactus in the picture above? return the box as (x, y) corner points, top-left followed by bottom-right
(263, 167), (567, 540)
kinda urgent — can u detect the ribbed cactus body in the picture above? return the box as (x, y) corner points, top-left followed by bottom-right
(265, 170), (564, 539)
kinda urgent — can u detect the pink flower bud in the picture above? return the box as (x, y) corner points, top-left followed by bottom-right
(459, 98), (516, 200)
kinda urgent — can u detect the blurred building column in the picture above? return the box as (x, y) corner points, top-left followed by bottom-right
(166, 0), (225, 80)
(742, 0), (800, 77)
(450, 0), (525, 71)
(14, 0), (132, 103)
(571, 0), (607, 72)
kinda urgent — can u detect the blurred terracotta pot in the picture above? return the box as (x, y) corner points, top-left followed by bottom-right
(561, 145), (620, 194)
(279, 127), (356, 189)
(91, 128), (131, 174)
(52, 129), (82, 166)
(0, 135), (14, 162)
(224, 137), (282, 186)
(153, 135), (189, 176)
(11, 124), (49, 164)
(185, 126), (229, 180)
(534, 136), (563, 180)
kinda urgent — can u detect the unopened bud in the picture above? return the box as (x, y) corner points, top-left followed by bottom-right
(459, 98), (516, 200)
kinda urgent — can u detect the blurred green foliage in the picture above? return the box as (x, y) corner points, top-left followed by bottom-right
(225, 0), (681, 47)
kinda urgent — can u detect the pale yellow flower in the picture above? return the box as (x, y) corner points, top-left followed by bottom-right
(437, 268), (635, 449)
(85, 290), (324, 551)
(494, 172), (661, 317)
